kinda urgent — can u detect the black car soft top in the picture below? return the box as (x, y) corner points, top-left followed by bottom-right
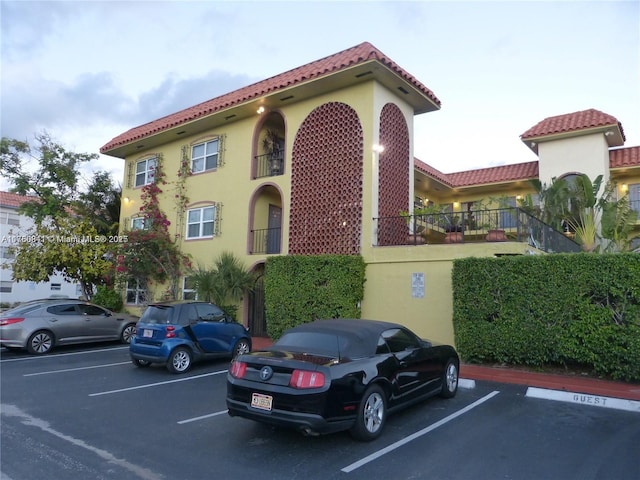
(274, 319), (406, 359)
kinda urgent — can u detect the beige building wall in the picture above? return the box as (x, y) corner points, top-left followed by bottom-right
(361, 241), (533, 346)
(537, 132), (610, 185)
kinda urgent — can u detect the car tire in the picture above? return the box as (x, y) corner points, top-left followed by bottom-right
(132, 358), (151, 368)
(27, 330), (54, 355)
(167, 347), (192, 374)
(349, 384), (386, 442)
(120, 323), (137, 344)
(439, 359), (459, 398)
(233, 338), (250, 358)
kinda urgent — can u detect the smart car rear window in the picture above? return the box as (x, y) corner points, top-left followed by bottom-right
(140, 305), (174, 324)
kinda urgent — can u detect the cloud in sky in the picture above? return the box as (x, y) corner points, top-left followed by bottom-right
(1, 1), (638, 190)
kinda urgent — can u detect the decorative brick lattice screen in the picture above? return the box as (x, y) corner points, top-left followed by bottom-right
(289, 102), (364, 255)
(377, 103), (410, 246)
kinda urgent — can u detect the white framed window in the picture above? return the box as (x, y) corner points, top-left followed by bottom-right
(182, 277), (197, 300)
(191, 139), (219, 173)
(0, 281), (12, 293)
(126, 279), (148, 305)
(50, 283), (62, 291)
(131, 217), (146, 230)
(187, 206), (216, 239)
(0, 212), (20, 226)
(135, 157), (157, 187)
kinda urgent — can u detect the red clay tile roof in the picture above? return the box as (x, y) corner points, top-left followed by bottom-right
(609, 146), (640, 168)
(520, 108), (625, 141)
(101, 42), (441, 153)
(414, 159), (539, 187)
(448, 161), (539, 187)
(414, 158), (453, 187)
(0, 191), (30, 209)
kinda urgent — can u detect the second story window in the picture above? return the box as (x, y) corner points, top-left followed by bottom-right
(131, 217), (146, 230)
(187, 206), (216, 239)
(191, 139), (219, 173)
(135, 157), (156, 187)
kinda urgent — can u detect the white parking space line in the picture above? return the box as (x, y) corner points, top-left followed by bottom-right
(177, 409), (229, 424)
(23, 362), (131, 377)
(1, 404), (162, 480)
(341, 390), (500, 473)
(0, 346), (129, 363)
(88, 369), (228, 396)
(526, 387), (640, 413)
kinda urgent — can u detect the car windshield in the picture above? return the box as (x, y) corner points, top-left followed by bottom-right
(273, 332), (352, 358)
(139, 305), (174, 324)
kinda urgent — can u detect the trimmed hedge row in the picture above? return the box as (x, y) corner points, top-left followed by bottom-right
(264, 254), (366, 340)
(452, 253), (640, 381)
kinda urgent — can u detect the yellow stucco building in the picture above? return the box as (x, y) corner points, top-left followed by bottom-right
(101, 42), (640, 346)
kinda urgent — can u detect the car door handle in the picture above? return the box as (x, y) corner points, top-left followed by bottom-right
(399, 361), (408, 368)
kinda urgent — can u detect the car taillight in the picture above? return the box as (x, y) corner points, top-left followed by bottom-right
(289, 370), (325, 389)
(0, 317), (24, 326)
(165, 325), (176, 338)
(229, 361), (247, 378)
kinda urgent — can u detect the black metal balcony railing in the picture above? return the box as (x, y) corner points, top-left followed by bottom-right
(374, 208), (582, 254)
(250, 227), (282, 254)
(254, 152), (284, 179)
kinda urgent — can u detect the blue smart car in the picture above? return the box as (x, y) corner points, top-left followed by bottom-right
(130, 301), (251, 373)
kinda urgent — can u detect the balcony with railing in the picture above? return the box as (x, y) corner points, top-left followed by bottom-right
(254, 151), (284, 179)
(250, 227), (282, 254)
(374, 208), (582, 254)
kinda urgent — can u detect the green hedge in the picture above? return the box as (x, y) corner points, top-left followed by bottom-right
(452, 253), (640, 381)
(264, 255), (366, 340)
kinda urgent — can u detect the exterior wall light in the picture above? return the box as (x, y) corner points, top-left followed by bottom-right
(621, 183), (628, 192)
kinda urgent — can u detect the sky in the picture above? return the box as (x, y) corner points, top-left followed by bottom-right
(1, 0), (639, 192)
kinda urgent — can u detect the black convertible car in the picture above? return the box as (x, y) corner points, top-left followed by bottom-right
(226, 318), (459, 441)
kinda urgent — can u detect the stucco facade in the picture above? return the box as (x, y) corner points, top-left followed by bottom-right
(102, 42), (640, 346)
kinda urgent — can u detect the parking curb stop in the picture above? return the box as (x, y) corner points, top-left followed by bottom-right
(525, 387), (640, 413)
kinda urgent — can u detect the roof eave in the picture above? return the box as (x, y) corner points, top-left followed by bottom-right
(102, 58), (440, 159)
(521, 124), (624, 154)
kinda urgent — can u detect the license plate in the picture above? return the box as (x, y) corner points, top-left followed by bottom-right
(143, 329), (153, 338)
(251, 393), (273, 411)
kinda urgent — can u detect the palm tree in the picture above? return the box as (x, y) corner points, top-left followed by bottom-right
(533, 174), (638, 252)
(189, 252), (255, 316)
(189, 265), (219, 303)
(213, 251), (255, 305)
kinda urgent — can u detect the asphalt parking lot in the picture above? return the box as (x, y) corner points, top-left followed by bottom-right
(1, 343), (639, 480)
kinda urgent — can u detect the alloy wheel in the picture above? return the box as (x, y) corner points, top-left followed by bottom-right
(363, 391), (384, 434)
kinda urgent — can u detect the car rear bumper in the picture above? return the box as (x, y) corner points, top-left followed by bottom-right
(0, 339), (25, 348)
(226, 397), (354, 436)
(129, 337), (173, 363)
